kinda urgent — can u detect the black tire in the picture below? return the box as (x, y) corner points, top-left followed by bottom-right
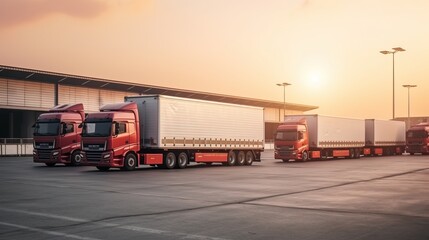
(227, 151), (236, 166)
(302, 151), (309, 161)
(177, 152), (188, 169)
(355, 149), (361, 159)
(349, 149), (355, 159)
(96, 166), (110, 171)
(45, 162), (55, 167)
(71, 150), (82, 166)
(121, 153), (137, 171)
(164, 152), (176, 169)
(245, 151), (254, 165)
(236, 151), (245, 166)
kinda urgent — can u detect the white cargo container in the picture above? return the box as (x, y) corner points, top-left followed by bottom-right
(126, 95), (265, 150)
(364, 119), (405, 155)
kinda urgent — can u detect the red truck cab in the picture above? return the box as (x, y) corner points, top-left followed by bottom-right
(274, 119), (310, 161)
(33, 103), (85, 166)
(80, 102), (139, 171)
(406, 123), (429, 155)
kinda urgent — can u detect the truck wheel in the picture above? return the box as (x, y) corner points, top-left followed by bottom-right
(236, 151), (245, 166)
(164, 152), (176, 169)
(349, 149), (355, 159)
(227, 151), (236, 166)
(302, 151), (309, 161)
(355, 149), (361, 159)
(71, 151), (82, 166)
(45, 163), (56, 167)
(177, 152), (188, 169)
(245, 151), (254, 165)
(96, 166), (110, 171)
(122, 153), (137, 171)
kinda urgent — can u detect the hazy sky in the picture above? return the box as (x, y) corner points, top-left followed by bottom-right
(1, 0), (428, 120)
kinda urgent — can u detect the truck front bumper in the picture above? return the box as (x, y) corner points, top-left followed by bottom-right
(274, 149), (299, 160)
(82, 150), (124, 167)
(33, 149), (67, 164)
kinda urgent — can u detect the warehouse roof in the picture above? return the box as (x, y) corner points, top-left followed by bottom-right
(0, 65), (317, 111)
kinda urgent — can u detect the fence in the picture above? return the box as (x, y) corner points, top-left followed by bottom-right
(0, 138), (33, 156)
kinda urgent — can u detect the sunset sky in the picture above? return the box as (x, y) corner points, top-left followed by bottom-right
(0, 0), (428, 120)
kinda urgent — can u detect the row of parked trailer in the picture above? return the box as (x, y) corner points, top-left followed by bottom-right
(32, 95), (429, 170)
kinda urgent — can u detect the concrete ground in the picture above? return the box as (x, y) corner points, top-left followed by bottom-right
(0, 150), (428, 240)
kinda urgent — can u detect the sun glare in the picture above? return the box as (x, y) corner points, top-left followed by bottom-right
(308, 73), (322, 87)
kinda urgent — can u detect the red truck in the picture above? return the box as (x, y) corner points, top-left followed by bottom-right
(406, 123), (429, 155)
(33, 103), (85, 166)
(274, 115), (365, 161)
(80, 95), (264, 171)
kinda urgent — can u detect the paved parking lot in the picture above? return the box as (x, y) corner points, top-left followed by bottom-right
(0, 150), (428, 240)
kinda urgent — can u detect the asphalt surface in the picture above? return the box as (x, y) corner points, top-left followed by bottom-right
(0, 150), (428, 240)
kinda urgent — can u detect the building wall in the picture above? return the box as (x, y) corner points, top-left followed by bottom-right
(0, 78), (307, 140)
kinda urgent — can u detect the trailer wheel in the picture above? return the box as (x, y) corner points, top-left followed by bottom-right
(177, 152), (188, 169)
(122, 153), (137, 171)
(302, 151), (309, 161)
(227, 151), (236, 166)
(355, 149), (361, 159)
(71, 150), (82, 166)
(96, 166), (110, 171)
(45, 163), (55, 167)
(245, 151), (254, 165)
(349, 149), (355, 159)
(236, 151), (245, 166)
(164, 152), (176, 169)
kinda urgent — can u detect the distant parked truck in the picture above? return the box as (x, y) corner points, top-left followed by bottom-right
(80, 95), (264, 171)
(33, 103), (85, 166)
(363, 119), (405, 156)
(406, 123), (429, 155)
(274, 115), (365, 161)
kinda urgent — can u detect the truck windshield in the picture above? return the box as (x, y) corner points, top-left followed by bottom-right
(275, 131), (298, 141)
(34, 122), (60, 136)
(82, 122), (112, 137)
(407, 130), (428, 138)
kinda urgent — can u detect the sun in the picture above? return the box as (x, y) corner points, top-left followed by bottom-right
(308, 72), (322, 87)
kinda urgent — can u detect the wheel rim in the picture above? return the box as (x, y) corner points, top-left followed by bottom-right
(245, 151), (254, 165)
(74, 153), (81, 163)
(228, 151), (236, 165)
(178, 153), (187, 168)
(127, 156), (135, 167)
(166, 153), (176, 168)
(237, 151), (245, 165)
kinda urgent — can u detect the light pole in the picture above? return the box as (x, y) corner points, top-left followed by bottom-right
(380, 47), (406, 119)
(402, 84), (417, 129)
(276, 82), (291, 120)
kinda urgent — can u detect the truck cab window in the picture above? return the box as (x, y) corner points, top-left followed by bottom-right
(115, 122), (126, 135)
(64, 123), (74, 134)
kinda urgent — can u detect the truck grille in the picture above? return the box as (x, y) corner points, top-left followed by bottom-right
(85, 152), (103, 162)
(408, 145), (423, 152)
(37, 149), (52, 160)
(35, 142), (54, 149)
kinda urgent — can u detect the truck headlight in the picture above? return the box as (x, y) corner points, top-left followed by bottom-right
(52, 151), (59, 156)
(103, 153), (111, 159)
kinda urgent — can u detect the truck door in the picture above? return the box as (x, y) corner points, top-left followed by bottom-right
(61, 122), (76, 155)
(112, 122), (130, 157)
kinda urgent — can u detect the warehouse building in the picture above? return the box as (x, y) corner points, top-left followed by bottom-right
(0, 65), (317, 155)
